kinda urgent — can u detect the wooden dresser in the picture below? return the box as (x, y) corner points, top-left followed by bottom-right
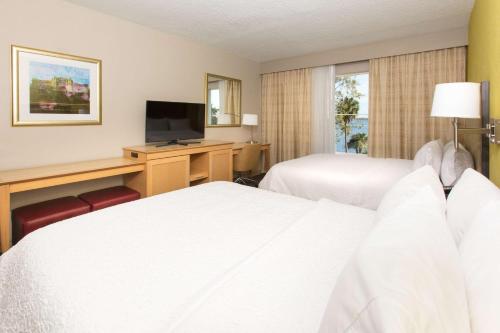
(123, 140), (234, 197)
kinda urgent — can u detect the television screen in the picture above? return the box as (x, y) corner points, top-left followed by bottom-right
(145, 101), (205, 143)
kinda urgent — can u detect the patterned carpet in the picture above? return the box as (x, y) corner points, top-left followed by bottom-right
(233, 173), (266, 188)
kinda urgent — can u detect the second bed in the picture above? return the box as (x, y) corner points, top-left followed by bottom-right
(259, 153), (414, 209)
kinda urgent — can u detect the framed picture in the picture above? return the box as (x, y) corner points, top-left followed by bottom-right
(11, 45), (102, 126)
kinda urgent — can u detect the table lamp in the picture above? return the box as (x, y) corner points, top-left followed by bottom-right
(242, 113), (258, 144)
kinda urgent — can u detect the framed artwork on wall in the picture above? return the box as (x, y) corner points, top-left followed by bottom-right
(11, 45), (102, 126)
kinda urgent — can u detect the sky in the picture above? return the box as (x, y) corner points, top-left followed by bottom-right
(30, 61), (90, 85)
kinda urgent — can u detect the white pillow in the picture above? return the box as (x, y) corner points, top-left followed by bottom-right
(319, 186), (470, 333)
(442, 140), (454, 151)
(440, 141), (474, 186)
(376, 165), (445, 220)
(413, 139), (443, 174)
(460, 200), (500, 333)
(447, 168), (500, 245)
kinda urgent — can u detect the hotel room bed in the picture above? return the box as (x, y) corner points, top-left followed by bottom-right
(0, 181), (374, 333)
(259, 153), (414, 209)
(1, 167), (497, 333)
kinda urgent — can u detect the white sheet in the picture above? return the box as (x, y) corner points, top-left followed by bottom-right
(259, 154), (414, 209)
(0, 182), (316, 333)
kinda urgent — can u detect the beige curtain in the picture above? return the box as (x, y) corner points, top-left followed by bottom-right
(262, 68), (312, 166)
(368, 47), (474, 160)
(224, 80), (241, 124)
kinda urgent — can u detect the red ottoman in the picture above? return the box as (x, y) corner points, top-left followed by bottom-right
(12, 196), (91, 244)
(78, 186), (140, 211)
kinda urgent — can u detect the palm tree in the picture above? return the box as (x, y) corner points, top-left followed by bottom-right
(210, 106), (219, 124)
(348, 132), (368, 154)
(336, 97), (360, 152)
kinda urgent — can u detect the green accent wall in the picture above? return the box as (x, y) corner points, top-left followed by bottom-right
(468, 0), (500, 185)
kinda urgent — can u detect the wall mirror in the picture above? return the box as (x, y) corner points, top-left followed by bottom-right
(205, 73), (241, 127)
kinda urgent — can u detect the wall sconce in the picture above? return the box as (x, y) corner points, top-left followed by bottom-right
(431, 81), (498, 148)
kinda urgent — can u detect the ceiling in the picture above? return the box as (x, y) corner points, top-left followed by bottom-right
(65, 0), (475, 62)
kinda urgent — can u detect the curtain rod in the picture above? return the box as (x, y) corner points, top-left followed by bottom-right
(260, 45), (467, 76)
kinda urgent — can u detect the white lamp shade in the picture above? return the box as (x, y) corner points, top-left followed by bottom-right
(242, 113), (258, 126)
(431, 82), (481, 119)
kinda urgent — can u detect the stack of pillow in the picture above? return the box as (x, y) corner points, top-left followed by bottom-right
(320, 166), (500, 333)
(449, 169), (500, 333)
(440, 141), (475, 186)
(412, 139), (474, 186)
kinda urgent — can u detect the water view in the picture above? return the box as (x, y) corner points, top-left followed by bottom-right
(335, 72), (369, 154)
(336, 117), (368, 153)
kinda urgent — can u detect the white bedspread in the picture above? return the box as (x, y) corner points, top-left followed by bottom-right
(172, 199), (374, 333)
(259, 154), (414, 209)
(0, 182), (374, 333)
(0, 182), (313, 333)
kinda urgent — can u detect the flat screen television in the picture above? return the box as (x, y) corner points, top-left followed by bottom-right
(145, 100), (205, 145)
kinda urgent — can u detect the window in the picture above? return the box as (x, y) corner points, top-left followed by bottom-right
(335, 72), (369, 154)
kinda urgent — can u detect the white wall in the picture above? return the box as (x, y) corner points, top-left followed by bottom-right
(261, 27), (468, 73)
(0, 0), (261, 208)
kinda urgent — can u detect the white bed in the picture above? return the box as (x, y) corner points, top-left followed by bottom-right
(0, 182), (374, 333)
(259, 153), (414, 209)
(1, 168), (497, 333)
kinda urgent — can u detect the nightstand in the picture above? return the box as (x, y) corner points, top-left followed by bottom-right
(443, 185), (453, 198)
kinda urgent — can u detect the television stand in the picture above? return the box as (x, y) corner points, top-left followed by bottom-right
(123, 140), (234, 197)
(156, 140), (185, 147)
(155, 139), (201, 147)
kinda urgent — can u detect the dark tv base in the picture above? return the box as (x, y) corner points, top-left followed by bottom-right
(155, 139), (202, 147)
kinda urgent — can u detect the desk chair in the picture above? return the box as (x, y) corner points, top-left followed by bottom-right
(233, 143), (261, 185)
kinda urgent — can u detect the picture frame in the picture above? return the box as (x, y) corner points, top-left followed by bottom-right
(11, 45), (102, 126)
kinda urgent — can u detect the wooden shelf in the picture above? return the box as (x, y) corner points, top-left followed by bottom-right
(189, 171), (209, 182)
(0, 158), (145, 193)
(0, 158), (144, 187)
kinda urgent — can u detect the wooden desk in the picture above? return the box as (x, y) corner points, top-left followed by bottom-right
(232, 143), (271, 172)
(0, 158), (145, 253)
(124, 140), (234, 161)
(123, 140), (235, 197)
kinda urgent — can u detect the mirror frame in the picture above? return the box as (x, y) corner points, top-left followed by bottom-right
(204, 73), (242, 128)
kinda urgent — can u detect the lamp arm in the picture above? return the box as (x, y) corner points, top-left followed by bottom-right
(456, 119), (499, 144)
(453, 118), (459, 150)
(457, 128), (491, 135)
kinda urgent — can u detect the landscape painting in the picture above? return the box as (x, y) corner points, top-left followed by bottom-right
(29, 62), (90, 114)
(12, 45), (101, 126)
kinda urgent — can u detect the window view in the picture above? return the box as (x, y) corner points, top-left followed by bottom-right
(335, 72), (369, 154)
(208, 88), (220, 124)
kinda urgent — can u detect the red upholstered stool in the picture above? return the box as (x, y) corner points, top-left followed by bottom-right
(78, 186), (140, 211)
(12, 196), (91, 244)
